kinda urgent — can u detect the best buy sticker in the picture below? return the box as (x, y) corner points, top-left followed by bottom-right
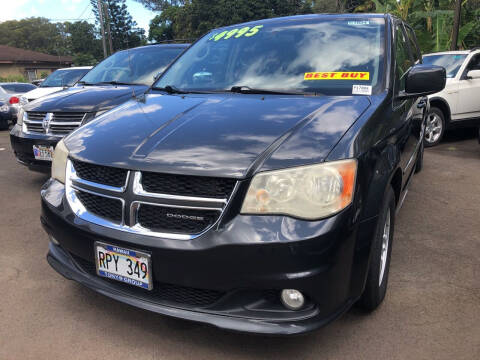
(304, 72), (370, 80)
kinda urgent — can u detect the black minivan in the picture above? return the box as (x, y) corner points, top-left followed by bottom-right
(10, 43), (188, 172)
(42, 14), (445, 335)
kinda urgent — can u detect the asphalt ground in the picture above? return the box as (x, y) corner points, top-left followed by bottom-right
(0, 127), (479, 359)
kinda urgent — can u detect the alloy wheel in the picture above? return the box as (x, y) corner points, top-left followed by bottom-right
(425, 113), (442, 144)
(379, 208), (391, 286)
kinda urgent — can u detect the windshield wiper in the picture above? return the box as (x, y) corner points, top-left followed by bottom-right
(95, 81), (138, 86)
(152, 85), (189, 94)
(229, 86), (317, 95)
(151, 85), (214, 94)
(77, 81), (96, 86)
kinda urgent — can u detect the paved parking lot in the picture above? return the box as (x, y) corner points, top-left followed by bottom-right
(0, 127), (479, 360)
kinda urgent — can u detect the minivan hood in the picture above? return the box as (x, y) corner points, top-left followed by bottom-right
(23, 84), (148, 113)
(66, 93), (370, 178)
(23, 87), (64, 101)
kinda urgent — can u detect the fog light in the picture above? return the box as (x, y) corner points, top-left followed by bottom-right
(281, 289), (305, 310)
(49, 235), (59, 245)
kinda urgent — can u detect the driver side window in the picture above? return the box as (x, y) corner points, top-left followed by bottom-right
(394, 24), (413, 93)
(466, 54), (480, 71)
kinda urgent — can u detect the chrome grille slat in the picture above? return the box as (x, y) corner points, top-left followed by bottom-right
(25, 111), (86, 135)
(65, 160), (238, 240)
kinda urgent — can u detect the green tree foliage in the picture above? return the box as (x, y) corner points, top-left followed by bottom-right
(90, 0), (146, 52)
(0, 17), (68, 55)
(144, 0), (478, 53)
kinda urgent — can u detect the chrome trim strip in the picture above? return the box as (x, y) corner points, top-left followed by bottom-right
(49, 121), (82, 126)
(70, 166), (129, 193)
(65, 160), (236, 240)
(132, 171), (227, 205)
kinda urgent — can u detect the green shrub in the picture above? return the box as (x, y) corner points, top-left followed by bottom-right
(0, 74), (29, 83)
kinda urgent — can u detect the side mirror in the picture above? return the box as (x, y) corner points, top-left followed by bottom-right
(466, 70), (480, 80)
(397, 64), (446, 99)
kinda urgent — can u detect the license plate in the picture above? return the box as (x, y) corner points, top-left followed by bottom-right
(95, 242), (153, 290)
(33, 145), (54, 161)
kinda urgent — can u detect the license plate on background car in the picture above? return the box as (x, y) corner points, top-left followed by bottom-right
(32, 145), (54, 161)
(95, 242), (152, 290)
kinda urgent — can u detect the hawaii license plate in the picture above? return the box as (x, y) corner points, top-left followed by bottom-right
(95, 242), (152, 290)
(33, 145), (54, 161)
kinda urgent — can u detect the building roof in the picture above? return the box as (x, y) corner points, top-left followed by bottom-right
(0, 45), (72, 64)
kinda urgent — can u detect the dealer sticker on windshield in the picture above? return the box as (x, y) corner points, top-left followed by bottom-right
(304, 72), (370, 80)
(352, 85), (372, 95)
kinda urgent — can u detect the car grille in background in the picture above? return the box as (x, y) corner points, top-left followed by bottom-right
(25, 111), (86, 135)
(141, 172), (236, 198)
(72, 160), (128, 188)
(76, 191), (123, 223)
(71, 254), (225, 307)
(68, 160), (237, 237)
(137, 204), (219, 234)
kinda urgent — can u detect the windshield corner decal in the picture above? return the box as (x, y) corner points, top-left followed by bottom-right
(352, 84), (372, 95)
(304, 72), (370, 80)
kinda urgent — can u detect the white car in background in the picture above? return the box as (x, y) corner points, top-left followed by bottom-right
(422, 49), (480, 146)
(22, 66), (92, 103)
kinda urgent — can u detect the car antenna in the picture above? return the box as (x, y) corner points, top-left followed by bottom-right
(126, 48), (137, 99)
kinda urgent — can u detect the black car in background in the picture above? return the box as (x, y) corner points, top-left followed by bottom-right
(42, 14), (445, 335)
(0, 101), (13, 130)
(10, 43), (189, 173)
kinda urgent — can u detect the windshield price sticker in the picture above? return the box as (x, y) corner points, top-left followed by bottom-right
(304, 72), (370, 80)
(209, 25), (263, 41)
(352, 84), (372, 95)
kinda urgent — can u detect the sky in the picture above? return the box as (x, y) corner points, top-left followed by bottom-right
(2, 0), (157, 36)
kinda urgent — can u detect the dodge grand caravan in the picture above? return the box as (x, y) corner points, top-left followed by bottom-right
(10, 44), (188, 173)
(41, 14), (445, 335)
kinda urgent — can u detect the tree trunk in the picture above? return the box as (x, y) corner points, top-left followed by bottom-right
(450, 0), (461, 50)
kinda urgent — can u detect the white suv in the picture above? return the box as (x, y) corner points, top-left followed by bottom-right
(422, 49), (480, 146)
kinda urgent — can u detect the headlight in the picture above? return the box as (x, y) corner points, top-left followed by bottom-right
(20, 96), (28, 105)
(51, 139), (69, 184)
(240, 159), (357, 220)
(0, 104), (9, 113)
(17, 108), (26, 126)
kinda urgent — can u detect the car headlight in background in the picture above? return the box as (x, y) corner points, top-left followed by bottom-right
(17, 108), (26, 126)
(240, 159), (357, 220)
(20, 96), (28, 106)
(51, 139), (69, 184)
(0, 104), (9, 113)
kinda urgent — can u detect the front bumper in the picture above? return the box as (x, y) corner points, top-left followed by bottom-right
(41, 178), (379, 335)
(9, 124), (59, 173)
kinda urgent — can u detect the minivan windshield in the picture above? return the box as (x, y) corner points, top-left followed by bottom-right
(41, 68), (90, 87)
(155, 18), (385, 96)
(422, 54), (467, 78)
(80, 47), (184, 86)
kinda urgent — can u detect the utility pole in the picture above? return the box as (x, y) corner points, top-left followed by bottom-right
(450, 0), (461, 50)
(103, 2), (114, 55)
(97, 0), (108, 58)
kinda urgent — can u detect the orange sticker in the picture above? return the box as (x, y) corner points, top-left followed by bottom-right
(304, 72), (370, 80)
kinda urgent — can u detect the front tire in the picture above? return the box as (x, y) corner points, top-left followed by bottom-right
(424, 107), (445, 147)
(357, 186), (395, 311)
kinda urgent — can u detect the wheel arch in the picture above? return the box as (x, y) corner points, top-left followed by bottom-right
(429, 97), (451, 125)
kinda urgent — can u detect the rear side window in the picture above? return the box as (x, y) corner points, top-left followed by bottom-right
(405, 26), (421, 63)
(394, 24), (413, 93)
(466, 54), (480, 71)
(1, 83), (36, 93)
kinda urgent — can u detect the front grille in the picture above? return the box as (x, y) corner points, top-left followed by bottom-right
(72, 160), (128, 188)
(25, 111), (86, 135)
(76, 191), (123, 223)
(71, 254), (225, 307)
(67, 160), (236, 237)
(141, 172), (236, 199)
(137, 204), (219, 234)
